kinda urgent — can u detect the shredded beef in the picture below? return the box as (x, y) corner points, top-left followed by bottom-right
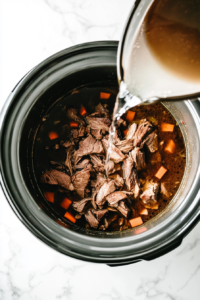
(102, 138), (126, 164)
(74, 135), (104, 164)
(142, 131), (158, 153)
(106, 191), (128, 205)
(96, 179), (116, 206)
(50, 161), (66, 171)
(160, 182), (171, 198)
(140, 180), (159, 208)
(130, 148), (146, 170)
(117, 200), (130, 218)
(95, 103), (110, 116)
(126, 123), (138, 140)
(41, 169), (74, 191)
(72, 166), (91, 198)
(115, 139), (134, 153)
(123, 154), (140, 198)
(72, 198), (92, 213)
(134, 119), (153, 147)
(75, 158), (90, 170)
(86, 112), (111, 132)
(109, 174), (124, 188)
(85, 210), (99, 228)
(67, 107), (84, 124)
(92, 209), (107, 221)
(90, 154), (104, 173)
(116, 118), (126, 127)
(91, 129), (103, 140)
(61, 140), (75, 148)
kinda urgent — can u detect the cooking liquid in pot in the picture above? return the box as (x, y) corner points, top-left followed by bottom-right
(34, 83), (186, 231)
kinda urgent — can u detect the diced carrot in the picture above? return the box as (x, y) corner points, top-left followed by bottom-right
(126, 111), (135, 122)
(60, 198), (72, 210)
(64, 212), (76, 223)
(49, 132), (58, 140)
(161, 123), (174, 132)
(100, 92), (110, 99)
(129, 216), (143, 228)
(80, 105), (87, 116)
(155, 166), (167, 179)
(123, 129), (128, 136)
(44, 192), (54, 203)
(164, 139), (175, 154)
(140, 208), (148, 215)
(70, 121), (79, 128)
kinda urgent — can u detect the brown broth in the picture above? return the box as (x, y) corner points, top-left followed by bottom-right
(145, 0), (200, 82)
(33, 83), (186, 231)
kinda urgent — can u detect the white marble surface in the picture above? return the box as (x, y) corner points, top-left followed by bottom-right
(0, 0), (200, 299)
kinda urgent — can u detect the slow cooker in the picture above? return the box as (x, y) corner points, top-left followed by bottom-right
(0, 41), (199, 266)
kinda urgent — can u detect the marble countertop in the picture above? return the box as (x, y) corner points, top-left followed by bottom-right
(0, 1), (200, 299)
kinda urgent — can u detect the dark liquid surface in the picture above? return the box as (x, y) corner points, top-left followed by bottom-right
(145, 0), (200, 82)
(34, 83), (186, 231)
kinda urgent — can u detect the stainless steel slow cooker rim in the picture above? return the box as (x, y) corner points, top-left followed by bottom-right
(0, 41), (199, 264)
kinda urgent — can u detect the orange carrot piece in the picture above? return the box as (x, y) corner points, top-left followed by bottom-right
(155, 166), (167, 179)
(44, 192), (54, 203)
(164, 139), (175, 154)
(123, 129), (128, 136)
(64, 212), (76, 223)
(129, 216), (143, 228)
(80, 105), (87, 116)
(49, 131), (58, 140)
(140, 208), (148, 215)
(100, 92), (110, 99)
(61, 198), (72, 210)
(126, 111), (135, 122)
(70, 121), (79, 128)
(161, 123), (174, 132)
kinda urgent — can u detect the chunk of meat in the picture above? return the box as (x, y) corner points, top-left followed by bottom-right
(109, 174), (124, 188)
(78, 125), (85, 137)
(106, 191), (127, 205)
(90, 154), (104, 173)
(41, 169), (74, 191)
(72, 166), (91, 198)
(95, 173), (107, 189)
(72, 198), (92, 213)
(75, 158), (90, 170)
(116, 118), (126, 127)
(74, 135), (104, 164)
(140, 180), (159, 208)
(126, 123), (138, 140)
(86, 112), (111, 132)
(91, 129), (103, 140)
(66, 107), (84, 124)
(65, 148), (73, 176)
(60, 140), (75, 148)
(150, 151), (162, 165)
(96, 180), (116, 206)
(92, 209), (107, 221)
(142, 131), (158, 153)
(130, 148), (146, 170)
(71, 129), (79, 139)
(102, 138), (126, 164)
(117, 200), (130, 218)
(123, 154), (140, 198)
(115, 139), (134, 153)
(85, 211), (99, 229)
(160, 182), (171, 198)
(134, 119), (153, 147)
(105, 160), (121, 175)
(95, 103), (109, 116)
(90, 180), (96, 188)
